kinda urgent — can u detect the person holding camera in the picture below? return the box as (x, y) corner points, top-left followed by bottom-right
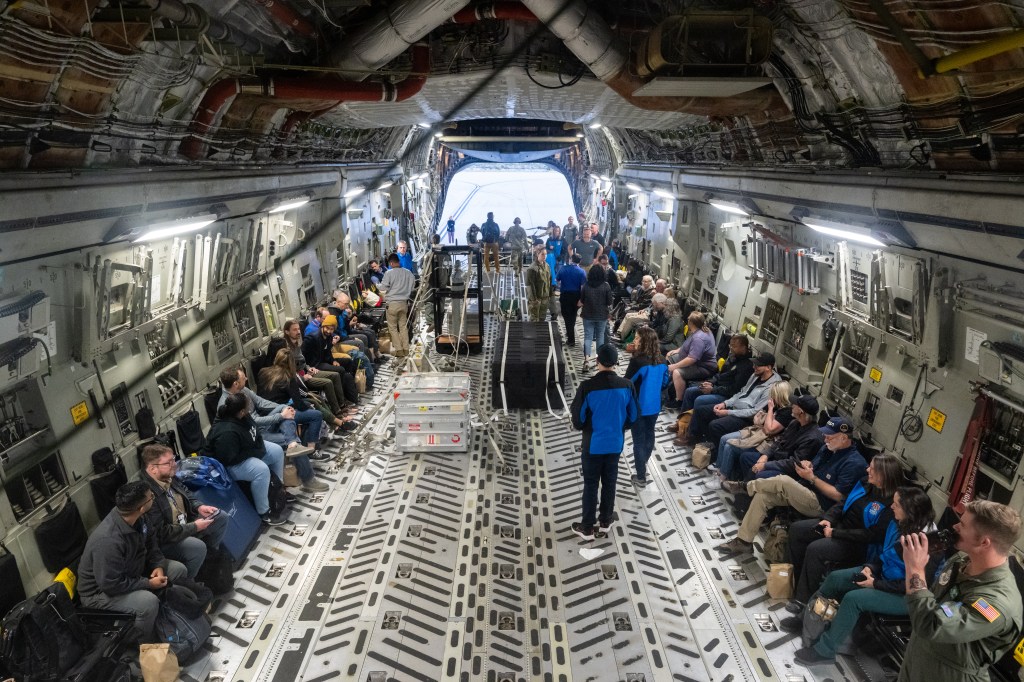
(783, 486), (935, 665)
(785, 453), (904, 608)
(897, 499), (1023, 682)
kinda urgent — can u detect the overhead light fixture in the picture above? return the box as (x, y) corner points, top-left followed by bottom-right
(268, 197), (310, 213)
(418, 122), (430, 128)
(105, 213), (218, 243)
(434, 131), (443, 138)
(801, 218), (886, 247)
(626, 183), (643, 192)
(709, 199), (750, 217)
(575, 132), (584, 138)
(653, 189), (676, 200)
(589, 123), (602, 129)
(344, 186), (365, 198)
(377, 181), (393, 190)
(598, 175), (612, 182)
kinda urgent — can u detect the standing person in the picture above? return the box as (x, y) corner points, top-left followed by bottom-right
(589, 222), (606, 249)
(557, 254), (586, 346)
(379, 252), (416, 358)
(545, 224), (563, 284)
(480, 212), (501, 274)
(625, 327), (668, 486)
(788, 486), (936, 665)
(395, 240), (417, 276)
(561, 216), (578, 264)
(526, 246), (552, 322)
(77, 482), (189, 642)
(570, 343), (637, 540)
(466, 223), (480, 245)
(897, 501), (1023, 682)
(446, 216), (456, 243)
(571, 225), (603, 270)
(580, 263), (613, 369)
(607, 239), (621, 270)
(140, 444), (228, 579)
(505, 217), (529, 273)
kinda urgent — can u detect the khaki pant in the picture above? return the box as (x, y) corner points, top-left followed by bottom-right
(386, 301), (410, 354)
(738, 476), (823, 543)
(483, 242), (500, 273)
(618, 311), (649, 338)
(528, 299), (547, 321)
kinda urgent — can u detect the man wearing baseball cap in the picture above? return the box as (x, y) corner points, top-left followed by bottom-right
(681, 352), (781, 459)
(569, 343), (638, 541)
(718, 414), (866, 554)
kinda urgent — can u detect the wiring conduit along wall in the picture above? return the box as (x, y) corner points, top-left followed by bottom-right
(181, 43), (430, 159)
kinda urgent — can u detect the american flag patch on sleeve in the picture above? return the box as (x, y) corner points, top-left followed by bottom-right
(972, 598), (1001, 622)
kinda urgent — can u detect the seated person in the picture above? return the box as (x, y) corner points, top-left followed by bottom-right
(716, 382), (797, 481)
(666, 311), (719, 406)
(260, 346), (356, 435)
(784, 486), (935, 665)
(896, 500), (1023, 682)
(614, 275), (656, 337)
(78, 481), (188, 641)
(217, 366), (326, 462)
(281, 319), (346, 416)
(302, 315), (360, 405)
(675, 333), (753, 413)
(334, 291), (383, 366)
(623, 261), (644, 293)
(366, 259), (386, 287)
(679, 353), (781, 458)
(717, 415), (866, 554)
(206, 394), (298, 524)
(140, 444), (228, 579)
(303, 307), (326, 337)
(657, 298), (684, 354)
(787, 453), (902, 607)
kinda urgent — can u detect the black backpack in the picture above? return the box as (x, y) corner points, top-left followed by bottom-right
(175, 408), (206, 457)
(153, 586), (211, 664)
(195, 545), (235, 594)
(0, 584), (89, 681)
(33, 500), (88, 574)
(268, 472), (288, 516)
(89, 447), (127, 519)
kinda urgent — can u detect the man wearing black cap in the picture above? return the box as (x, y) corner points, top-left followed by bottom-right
(718, 415), (867, 554)
(722, 393), (824, 490)
(569, 343), (638, 541)
(681, 352), (781, 460)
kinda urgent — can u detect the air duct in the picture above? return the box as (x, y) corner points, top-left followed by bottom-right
(249, 0), (317, 39)
(636, 11), (773, 78)
(519, 0), (784, 117)
(327, 0), (473, 78)
(135, 0), (262, 53)
(181, 44), (430, 159)
(448, 2), (538, 24)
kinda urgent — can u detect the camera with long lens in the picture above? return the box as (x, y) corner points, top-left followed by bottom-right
(897, 528), (959, 557)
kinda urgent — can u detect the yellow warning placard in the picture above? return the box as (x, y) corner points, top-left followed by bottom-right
(70, 401), (90, 425)
(869, 367), (882, 383)
(927, 408), (946, 433)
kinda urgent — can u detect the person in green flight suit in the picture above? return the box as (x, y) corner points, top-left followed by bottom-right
(899, 499), (1023, 682)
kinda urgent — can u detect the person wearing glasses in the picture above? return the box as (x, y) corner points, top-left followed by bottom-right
(140, 443), (228, 578)
(77, 481), (188, 642)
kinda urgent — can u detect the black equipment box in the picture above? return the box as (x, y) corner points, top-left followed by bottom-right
(491, 322), (566, 410)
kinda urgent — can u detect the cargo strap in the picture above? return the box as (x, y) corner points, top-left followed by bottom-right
(545, 320), (569, 419)
(497, 320), (511, 415)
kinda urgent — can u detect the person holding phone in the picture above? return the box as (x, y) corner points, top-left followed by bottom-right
(140, 443), (229, 578)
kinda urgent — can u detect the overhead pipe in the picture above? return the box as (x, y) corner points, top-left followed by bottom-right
(181, 43), (430, 159)
(448, 2), (538, 23)
(135, 0), (262, 53)
(249, 0), (317, 39)
(519, 0), (785, 117)
(929, 29), (1024, 77)
(327, 0), (473, 78)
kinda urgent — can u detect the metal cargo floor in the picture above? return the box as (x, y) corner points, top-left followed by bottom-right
(185, 310), (893, 682)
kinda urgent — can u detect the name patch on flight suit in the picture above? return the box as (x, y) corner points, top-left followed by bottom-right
(972, 598), (1001, 623)
(940, 602), (958, 618)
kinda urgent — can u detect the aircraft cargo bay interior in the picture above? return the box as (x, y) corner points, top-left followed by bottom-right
(2, 1), (1024, 681)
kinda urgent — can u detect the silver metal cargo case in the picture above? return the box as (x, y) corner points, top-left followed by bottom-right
(393, 372), (472, 452)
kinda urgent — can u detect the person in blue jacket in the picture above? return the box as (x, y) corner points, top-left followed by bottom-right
(545, 222), (563, 285)
(395, 240), (417, 276)
(570, 343), (638, 541)
(625, 327), (669, 485)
